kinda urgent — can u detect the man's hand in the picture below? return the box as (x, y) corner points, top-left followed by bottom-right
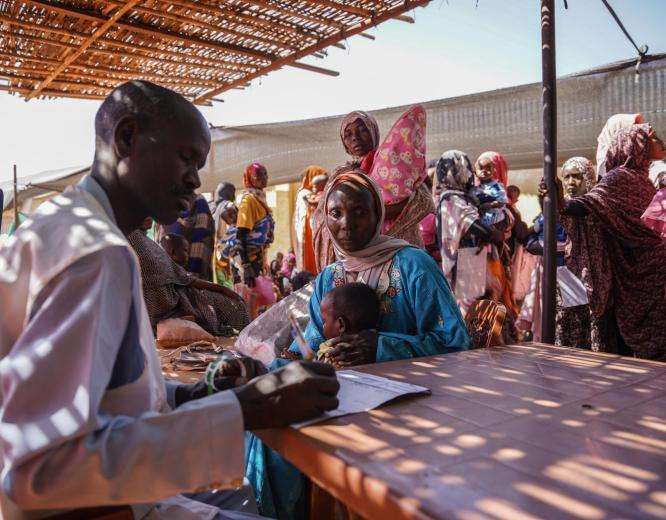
(232, 361), (340, 429)
(322, 330), (378, 368)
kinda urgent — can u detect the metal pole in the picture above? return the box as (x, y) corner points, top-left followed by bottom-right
(13, 164), (19, 228)
(540, 0), (557, 344)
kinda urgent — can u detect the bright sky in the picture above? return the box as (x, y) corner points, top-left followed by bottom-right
(1, 0), (664, 182)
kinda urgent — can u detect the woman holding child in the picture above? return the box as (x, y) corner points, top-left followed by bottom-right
(294, 165), (327, 274)
(128, 222), (249, 335)
(246, 168), (470, 518)
(434, 150), (514, 318)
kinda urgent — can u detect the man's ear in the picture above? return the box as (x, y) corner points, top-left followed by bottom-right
(113, 116), (138, 159)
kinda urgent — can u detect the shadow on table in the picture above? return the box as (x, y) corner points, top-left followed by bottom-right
(296, 346), (666, 519)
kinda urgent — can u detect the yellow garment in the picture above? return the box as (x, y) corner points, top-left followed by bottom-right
(236, 193), (267, 231)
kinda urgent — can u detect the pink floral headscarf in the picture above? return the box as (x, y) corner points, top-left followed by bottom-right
(369, 105), (427, 206)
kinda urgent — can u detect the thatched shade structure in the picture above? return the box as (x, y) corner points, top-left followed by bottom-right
(0, 0), (429, 103)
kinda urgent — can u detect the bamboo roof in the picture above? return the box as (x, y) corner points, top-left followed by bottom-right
(0, 0), (429, 104)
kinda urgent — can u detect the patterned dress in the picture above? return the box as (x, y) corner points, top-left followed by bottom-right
(156, 194), (215, 281)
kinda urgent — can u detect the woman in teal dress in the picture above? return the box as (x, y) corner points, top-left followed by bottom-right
(246, 168), (471, 518)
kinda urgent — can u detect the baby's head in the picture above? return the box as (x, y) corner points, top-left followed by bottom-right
(475, 155), (495, 184)
(507, 185), (520, 205)
(321, 283), (380, 339)
(312, 174), (329, 194)
(160, 234), (189, 267)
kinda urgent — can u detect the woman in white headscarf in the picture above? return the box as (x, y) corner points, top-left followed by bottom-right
(596, 113), (643, 177)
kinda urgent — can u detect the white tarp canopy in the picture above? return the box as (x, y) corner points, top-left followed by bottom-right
(1, 165), (89, 212)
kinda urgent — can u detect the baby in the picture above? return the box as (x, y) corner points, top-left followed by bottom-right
(317, 283), (381, 367)
(305, 174), (329, 207)
(160, 234), (189, 268)
(471, 154), (508, 228)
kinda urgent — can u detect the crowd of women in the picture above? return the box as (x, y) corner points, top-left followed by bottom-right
(106, 102), (666, 519)
(129, 105), (666, 364)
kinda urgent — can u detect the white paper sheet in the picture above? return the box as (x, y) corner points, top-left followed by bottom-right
(292, 370), (430, 428)
(455, 246), (487, 302)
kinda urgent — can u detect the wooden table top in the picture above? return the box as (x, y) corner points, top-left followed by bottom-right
(256, 344), (666, 520)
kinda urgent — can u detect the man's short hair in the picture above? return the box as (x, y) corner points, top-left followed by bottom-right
(326, 282), (380, 332)
(95, 80), (190, 143)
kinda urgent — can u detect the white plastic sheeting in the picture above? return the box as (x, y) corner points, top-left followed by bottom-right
(200, 55), (666, 191)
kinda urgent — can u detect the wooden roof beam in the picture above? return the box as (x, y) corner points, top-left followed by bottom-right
(238, 0), (345, 30)
(103, 0), (300, 52)
(299, 0), (371, 17)
(23, 0), (275, 62)
(194, 0), (431, 104)
(288, 61), (339, 76)
(1, 71), (213, 96)
(156, 0), (325, 42)
(0, 61), (222, 88)
(0, 31), (235, 78)
(0, 14), (81, 40)
(0, 83), (105, 100)
(25, 0), (142, 100)
(1, 21), (256, 72)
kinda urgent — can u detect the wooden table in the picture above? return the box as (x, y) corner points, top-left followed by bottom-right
(256, 344), (666, 520)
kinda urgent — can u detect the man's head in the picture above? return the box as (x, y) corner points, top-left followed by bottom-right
(275, 252), (284, 264)
(215, 182), (236, 205)
(160, 233), (189, 267)
(321, 283), (380, 339)
(93, 81), (210, 227)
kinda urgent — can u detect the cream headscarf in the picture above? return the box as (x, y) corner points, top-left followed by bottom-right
(339, 111), (381, 159)
(596, 113), (642, 177)
(323, 168), (411, 290)
(561, 156), (597, 194)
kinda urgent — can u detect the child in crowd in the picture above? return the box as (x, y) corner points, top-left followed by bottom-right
(304, 174), (329, 210)
(215, 202), (240, 287)
(472, 154), (508, 228)
(270, 252), (284, 277)
(316, 283), (381, 367)
(290, 270), (313, 292)
(506, 185), (520, 206)
(160, 234), (189, 268)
